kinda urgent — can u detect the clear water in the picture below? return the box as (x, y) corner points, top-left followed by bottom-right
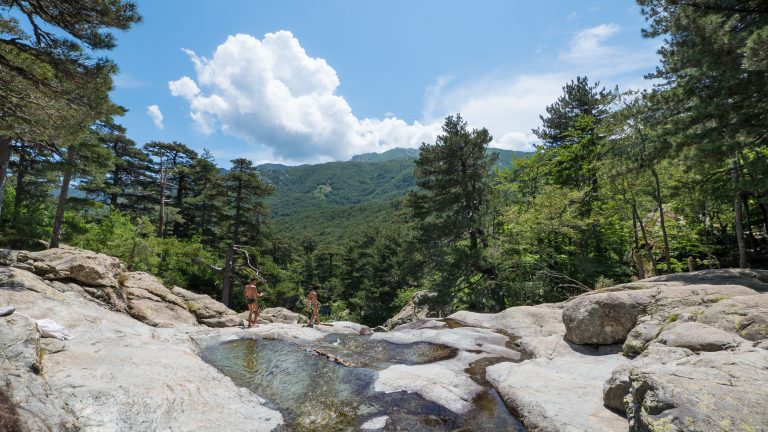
(202, 334), (525, 431)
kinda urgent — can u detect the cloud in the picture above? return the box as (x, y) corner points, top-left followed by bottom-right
(561, 23), (621, 61)
(425, 24), (659, 152)
(170, 31), (440, 163)
(146, 104), (164, 130)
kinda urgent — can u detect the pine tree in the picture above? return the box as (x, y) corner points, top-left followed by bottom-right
(217, 158), (274, 306)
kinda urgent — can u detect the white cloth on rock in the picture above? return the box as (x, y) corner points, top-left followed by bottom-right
(36, 319), (75, 340)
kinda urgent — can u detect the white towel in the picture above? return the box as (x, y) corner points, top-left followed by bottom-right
(36, 319), (75, 340)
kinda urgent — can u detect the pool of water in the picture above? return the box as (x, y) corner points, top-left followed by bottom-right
(202, 334), (525, 431)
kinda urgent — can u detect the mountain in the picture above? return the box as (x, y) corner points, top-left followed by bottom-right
(350, 148), (419, 162)
(258, 148), (532, 245)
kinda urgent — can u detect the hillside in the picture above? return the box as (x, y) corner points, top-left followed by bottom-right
(259, 147), (531, 245)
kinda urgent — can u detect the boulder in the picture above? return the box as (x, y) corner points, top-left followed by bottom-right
(14, 248), (128, 312)
(21, 247), (123, 288)
(124, 272), (197, 327)
(563, 288), (656, 345)
(171, 285), (236, 320)
(260, 306), (308, 324)
(625, 346), (768, 432)
(200, 315), (244, 328)
(382, 290), (437, 330)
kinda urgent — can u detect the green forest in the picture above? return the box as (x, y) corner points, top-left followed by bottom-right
(1, 0), (766, 327)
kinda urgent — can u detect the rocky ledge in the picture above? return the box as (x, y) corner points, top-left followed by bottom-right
(2, 245), (767, 431)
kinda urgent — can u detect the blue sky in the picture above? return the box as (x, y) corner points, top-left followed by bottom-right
(107, 0), (660, 166)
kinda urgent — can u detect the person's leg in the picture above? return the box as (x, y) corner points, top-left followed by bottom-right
(253, 304), (260, 325)
(248, 303), (255, 327)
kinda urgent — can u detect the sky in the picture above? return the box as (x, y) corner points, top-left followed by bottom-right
(106, 0), (661, 167)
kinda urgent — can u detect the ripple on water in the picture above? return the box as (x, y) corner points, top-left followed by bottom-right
(202, 336), (525, 432)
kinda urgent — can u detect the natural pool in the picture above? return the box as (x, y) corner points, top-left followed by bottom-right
(202, 333), (525, 431)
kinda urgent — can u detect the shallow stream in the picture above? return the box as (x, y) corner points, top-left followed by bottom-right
(202, 333), (525, 431)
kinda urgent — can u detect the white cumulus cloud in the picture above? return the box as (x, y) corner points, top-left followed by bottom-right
(146, 104), (164, 129)
(170, 31), (439, 163)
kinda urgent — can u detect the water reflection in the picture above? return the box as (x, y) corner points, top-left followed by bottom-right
(203, 335), (524, 431)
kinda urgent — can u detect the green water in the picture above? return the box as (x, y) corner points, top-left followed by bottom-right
(202, 334), (525, 431)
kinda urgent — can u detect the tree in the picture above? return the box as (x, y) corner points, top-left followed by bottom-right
(0, 0), (141, 220)
(638, 0), (768, 267)
(407, 114), (500, 309)
(81, 120), (151, 213)
(50, 120), (115, 248)
(143, 141), (198, 238)
(218, 158), (274, 306)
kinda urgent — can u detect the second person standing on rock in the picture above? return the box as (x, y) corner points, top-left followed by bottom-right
(306, 285), (320, 327)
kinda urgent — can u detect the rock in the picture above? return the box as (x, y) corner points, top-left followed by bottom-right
(1, 313), (41, 373)
(316, 320), (371, 335)
(22, 247), (123, 288)
(449, 304), (564, 339)
(391, 318), (446, 331)
(244, 322), (326, 342)
(171, 285), (236, 320)
(563, 270), (763, 345)
(603, 344), (693, 413)
(624, 293), (768, 356)
(200, 315), (244, 328)
(360, 415), (389, 430)
(625, 346), (768, 432)
(124, 272), (197, 328)
(0, 313), (81, 431)
(382, 290), (437, 330)
(14, 247), (128, 312)
(1, 266), (283, 431)
(259, 306), (308, 324)
(372, 326), (520, 359)
(563, 289), (658, 345)
(656, 321), (748, 352)
(375, 351), (486, 414)
(487, 346), (629, 432)
(0, 305), (14, 316)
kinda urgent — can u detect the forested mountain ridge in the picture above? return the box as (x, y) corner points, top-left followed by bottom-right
(258, 148), (532, 244)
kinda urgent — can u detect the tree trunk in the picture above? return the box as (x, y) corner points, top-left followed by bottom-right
(631, 210), (645, 279)
(172, 173), (186, 237)
(50, 148), (75, 248)
(732, 153), (748, 268)
(220, 244), (235, 306)
(650, 166), (671, 273)
(759, 199), (768, 235)
(158, 162), (166, 238)
(0, 136), (12, 221)
(12, 151), (28, 223)
(221, 181), (244, 306)
(632, 204), (657, 277)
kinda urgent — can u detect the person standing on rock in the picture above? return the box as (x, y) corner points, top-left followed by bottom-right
(306, 286), (321, 327)
(244, 277), (264, 328)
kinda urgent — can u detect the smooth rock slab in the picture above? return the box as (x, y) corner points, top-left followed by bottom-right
(449, 304), (565, 339)
(375, 351), (486, 414)
(487, 348), (629, 432)
(372, 326), (520, 359)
